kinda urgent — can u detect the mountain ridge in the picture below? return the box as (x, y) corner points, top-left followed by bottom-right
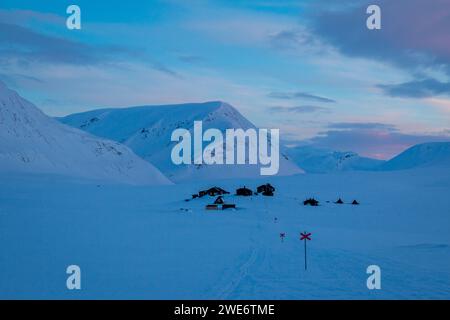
(0, 81), (171, 185)
(60, 101), (303, 181)
(285, 145), (385, 173)
(381, 142), (450, 170)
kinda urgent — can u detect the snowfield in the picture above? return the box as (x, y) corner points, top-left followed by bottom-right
(1, 166), (449, 299)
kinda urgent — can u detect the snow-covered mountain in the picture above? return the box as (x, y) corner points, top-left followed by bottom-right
(285, 145), (384, 173)
(380, 142), (450, 171)
(0, 81), (171, 185)
(59, 101), (303, 182)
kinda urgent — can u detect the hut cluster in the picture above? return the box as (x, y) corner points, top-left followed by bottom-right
(236, 183), (275, 197)
(189, 184), (359, 211)
(190, 183), (276, 211)
(303, 197), (360, 206)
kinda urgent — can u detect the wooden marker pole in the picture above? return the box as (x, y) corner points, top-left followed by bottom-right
(300, 231), (312, 271)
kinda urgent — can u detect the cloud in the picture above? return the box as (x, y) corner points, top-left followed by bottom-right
(0, 73), (44, 84)
(151, 62), (182, 78)
(309, 0), (450, 75)
(177, 54), (206, 64)
(307, 122), (450, 159)
(327, 122), (397, 130)
(0, 22), (138, 66)
(268, 91), (336, 103)
(269, 29), (317, 50)
(184, 6), (298, 47)
(269, 105), (330, 113)
(0, 9), (64, 26)
(378, 79), (450, 98)
(0, 21), (181, 79)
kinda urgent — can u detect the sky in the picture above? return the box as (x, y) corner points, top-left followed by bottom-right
(0, 0), (449, 159)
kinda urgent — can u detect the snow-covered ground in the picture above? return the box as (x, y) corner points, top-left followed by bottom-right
(1, 165), (449, 299)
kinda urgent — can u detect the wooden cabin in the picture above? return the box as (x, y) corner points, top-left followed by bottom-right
(257, 183), (275, 196)
(197, 187), (230, 198)
(303, 198), (319, 206)
(236, 186), (253, 196)
(214, 196), (225, 204)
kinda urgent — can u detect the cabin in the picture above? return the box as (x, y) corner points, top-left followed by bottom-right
(303, 198), (319, 206)
(194, 187), (230, 198)
(236, 186), (253, 196)
(257, 183), (275, 194)
(205, 195), (236, 210)
(222, 204), (236, 210)
(335, 198), (344, 204)
(205, 203), (236, 210)
(214, 196), (225, 204)
(201, 187), (229, 197)
(257, 183), (275, 196)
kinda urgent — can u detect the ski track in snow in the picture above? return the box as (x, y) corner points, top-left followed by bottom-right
(216, 246), (260, 300)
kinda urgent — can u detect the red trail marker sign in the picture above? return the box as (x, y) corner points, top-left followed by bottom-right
(300, 232), (312, 270)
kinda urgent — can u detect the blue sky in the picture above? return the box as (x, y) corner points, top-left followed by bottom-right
(1, 0), (449, 159)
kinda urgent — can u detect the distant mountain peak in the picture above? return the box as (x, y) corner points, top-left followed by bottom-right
(60, 101), (303, 182)
(381, 142), (450, 170)
(285, 145), (384, 173)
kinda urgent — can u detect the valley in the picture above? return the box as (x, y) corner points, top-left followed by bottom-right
(1, 167), (449, 299)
